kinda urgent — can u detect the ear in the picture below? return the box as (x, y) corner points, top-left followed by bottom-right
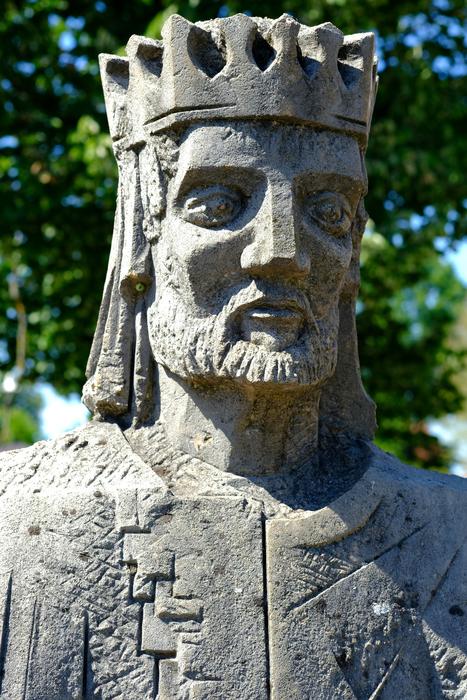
(319, 199), (376, 441)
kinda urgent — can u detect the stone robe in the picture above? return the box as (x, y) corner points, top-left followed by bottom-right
(0, 421), (466, 699)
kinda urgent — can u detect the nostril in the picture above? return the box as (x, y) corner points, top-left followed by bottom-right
(240, 244), (310, 276)
(273, 255), (310, 275)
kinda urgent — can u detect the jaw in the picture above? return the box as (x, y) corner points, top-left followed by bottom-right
(150, 318), (339, 391)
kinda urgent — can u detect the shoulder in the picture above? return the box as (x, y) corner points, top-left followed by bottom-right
(0, 420), (164, 498)
(367, 441), (467, 493)
(366, 441), (467, 522)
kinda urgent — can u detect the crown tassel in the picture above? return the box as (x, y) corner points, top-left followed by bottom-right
(82, 149), (153, 419)
(82, 178), (133, 417)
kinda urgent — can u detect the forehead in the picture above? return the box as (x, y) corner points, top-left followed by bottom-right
(174, 122), (365, 184)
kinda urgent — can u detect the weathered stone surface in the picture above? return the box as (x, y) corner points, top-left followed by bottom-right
(1, 12), (466, 700)
(1, 427), (466, 698)
(267, 462), (467, 699)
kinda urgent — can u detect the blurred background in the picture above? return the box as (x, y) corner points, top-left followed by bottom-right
(1, 0), (466, 473)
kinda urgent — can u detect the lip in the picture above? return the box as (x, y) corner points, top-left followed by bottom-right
(244, 306), (303, 324)
(240, 300), (305, 324)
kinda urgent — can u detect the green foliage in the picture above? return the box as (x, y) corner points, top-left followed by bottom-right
(0, 386), (42, 445)
(359, 228), (465, 469)
(1, 0), (466, 469)
(0, 407), (38, 445)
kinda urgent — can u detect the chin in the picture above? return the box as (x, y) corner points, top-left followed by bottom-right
(154, 332), (337, 390)
(210, 338), (336, 388)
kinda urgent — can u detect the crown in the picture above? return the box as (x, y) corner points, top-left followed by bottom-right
(99, 14), (378, 147)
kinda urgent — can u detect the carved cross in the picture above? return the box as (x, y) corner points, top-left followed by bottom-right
(122, 533), (203, 658)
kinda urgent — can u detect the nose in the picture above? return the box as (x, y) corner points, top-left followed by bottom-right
(240, 179), (310, 277)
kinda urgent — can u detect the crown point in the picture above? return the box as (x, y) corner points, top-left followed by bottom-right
(126, 34), (142, 56)
(314, 21), (343, 38)
(275, 12), (297, 24)
(270, 14), (300, 64)
(272, 13), (300, 38)
(161, 13), (194, 42)
(222, 13), (257, 58)
(98, 55), (129, 142)
(127, 35), (163, 81)
(99, 53), (129, 81)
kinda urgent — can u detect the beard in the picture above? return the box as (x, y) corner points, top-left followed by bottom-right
(148, 279), (339, 388)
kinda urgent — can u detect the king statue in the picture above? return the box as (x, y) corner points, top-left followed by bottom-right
(1, 13), (466, 700)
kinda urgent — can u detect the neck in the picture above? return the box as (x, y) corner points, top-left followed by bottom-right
(157, 365), (321, 477)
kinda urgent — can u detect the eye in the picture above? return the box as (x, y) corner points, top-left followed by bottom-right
(180, 186), (243, 229)
(305, 191), (352, 237)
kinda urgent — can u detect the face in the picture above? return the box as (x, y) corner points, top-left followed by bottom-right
(148, 122), (365, 388)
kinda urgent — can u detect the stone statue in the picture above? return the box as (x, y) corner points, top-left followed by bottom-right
(1, 14), (466, 700)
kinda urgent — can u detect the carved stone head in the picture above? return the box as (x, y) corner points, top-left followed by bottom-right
(83, 14), (377, 440)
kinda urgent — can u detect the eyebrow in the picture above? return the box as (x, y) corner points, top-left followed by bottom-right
(172, 164), (265, 195)
(294, 171), (366, 196)
(172, 164), (365, 195)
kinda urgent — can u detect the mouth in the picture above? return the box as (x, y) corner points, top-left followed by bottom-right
(239, 297), (306, 316)
(238, 300), (306, 350)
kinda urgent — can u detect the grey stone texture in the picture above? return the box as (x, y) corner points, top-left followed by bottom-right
(1, 13), (466, 700)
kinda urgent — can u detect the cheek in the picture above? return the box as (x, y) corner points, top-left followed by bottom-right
(304, 232), (353, 316)
(157, 215), (252, 310)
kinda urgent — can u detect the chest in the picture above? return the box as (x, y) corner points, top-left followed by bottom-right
(0, 490), (464, 699)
